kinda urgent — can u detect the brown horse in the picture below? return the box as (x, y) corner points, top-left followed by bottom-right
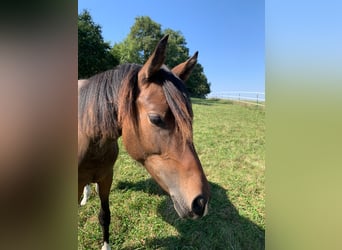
(78, 35), (210, 250)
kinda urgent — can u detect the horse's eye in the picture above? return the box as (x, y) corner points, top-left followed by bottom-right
(148, 114), (165, 127)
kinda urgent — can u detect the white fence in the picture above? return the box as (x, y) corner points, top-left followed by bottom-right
(207, 91), (265, 107)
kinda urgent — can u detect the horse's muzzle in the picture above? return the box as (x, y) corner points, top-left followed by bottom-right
(171, 194), (209, 219)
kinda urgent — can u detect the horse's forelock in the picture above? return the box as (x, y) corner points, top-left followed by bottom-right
(161, 70), (194, 147)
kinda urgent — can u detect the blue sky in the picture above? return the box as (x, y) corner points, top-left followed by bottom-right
(78, 0), (264, 94)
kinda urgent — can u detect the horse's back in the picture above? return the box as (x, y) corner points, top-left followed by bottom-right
(78, 79), (89, 91)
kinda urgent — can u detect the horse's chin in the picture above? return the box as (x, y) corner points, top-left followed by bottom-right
(170, 195), (197, 219)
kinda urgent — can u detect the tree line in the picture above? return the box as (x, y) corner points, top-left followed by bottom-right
(78, 10), (210, 98)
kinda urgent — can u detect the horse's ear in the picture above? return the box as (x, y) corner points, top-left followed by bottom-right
(139, 35), (169, 81)
(172, 51), (198, 82)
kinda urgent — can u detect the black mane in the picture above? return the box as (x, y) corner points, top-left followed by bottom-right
(78, 64), (141, 142)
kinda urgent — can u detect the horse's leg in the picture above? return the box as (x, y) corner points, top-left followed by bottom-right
(78, 181), (87, 204)
(80, 184), (91, 206)
(98, 170), (113, 250)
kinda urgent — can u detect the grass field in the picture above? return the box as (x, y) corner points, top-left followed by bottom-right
(78, 98), (265, 249)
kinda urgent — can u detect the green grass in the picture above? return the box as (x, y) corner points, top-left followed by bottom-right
(78, 98), (265, 249)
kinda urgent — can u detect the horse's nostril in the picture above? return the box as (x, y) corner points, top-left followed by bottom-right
(192, 195), (207, 217)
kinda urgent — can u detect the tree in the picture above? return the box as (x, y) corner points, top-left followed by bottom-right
(163, 29), (211, 98)
(78, 10), (119, 79)
(186, 63), (211, 98)
(163, 29), (189, 68)
(112, 16), (163, 65)
(111, 16), (211, 97)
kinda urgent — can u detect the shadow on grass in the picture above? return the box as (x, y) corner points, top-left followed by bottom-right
(117, 179), (265, 250)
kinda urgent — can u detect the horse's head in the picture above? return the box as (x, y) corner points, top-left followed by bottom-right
(119, 35), (210, 219)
